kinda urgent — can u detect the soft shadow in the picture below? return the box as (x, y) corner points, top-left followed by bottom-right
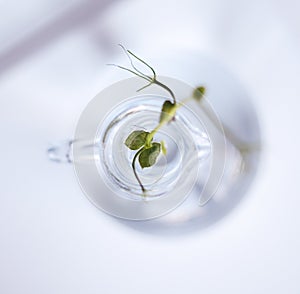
(0, 0), (120, 75)
(119, 149), (261, 237)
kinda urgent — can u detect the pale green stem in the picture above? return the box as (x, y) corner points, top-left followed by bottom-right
(145, 102), (184, 146)
(153, 80), (176, 104)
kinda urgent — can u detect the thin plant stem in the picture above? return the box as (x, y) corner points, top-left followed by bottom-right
(109, 45), (176, 104)
(153, 80), (176, 104)
(106, 63), (151, 82)
(132, 148), (146, 194)
(127, 49), (157, 80)
(118, 44), (152, 80)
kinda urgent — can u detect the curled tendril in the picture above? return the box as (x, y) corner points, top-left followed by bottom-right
(107, 44), (176, 104)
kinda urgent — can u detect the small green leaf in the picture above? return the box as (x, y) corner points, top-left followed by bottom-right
(125, 130), (149, 150)
(193, 86), (206, 101)
(138, 143), (161, 168)
(161, 140), (167, 155)
(159, 100), (176, 123)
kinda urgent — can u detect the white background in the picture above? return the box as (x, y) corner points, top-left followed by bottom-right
(0, 0), (299, 293)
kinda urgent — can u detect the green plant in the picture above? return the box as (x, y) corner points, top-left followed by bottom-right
(109, 45), (205, 195)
